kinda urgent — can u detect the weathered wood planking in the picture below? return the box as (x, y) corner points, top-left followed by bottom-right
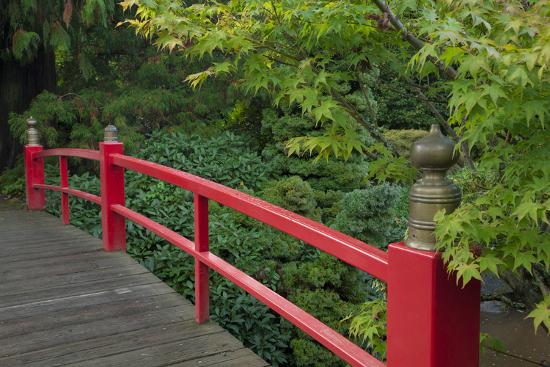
(0, 201), (269, 367)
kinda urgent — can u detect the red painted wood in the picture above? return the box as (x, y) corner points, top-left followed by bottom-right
(24, 146), (45, 210)
(386, 243), (480, 367)
(99, 142), (126, 252)
(194, 194), (210, 324)
(59, 156), (70, 224)
(110, 154), (388, 281)
(26, 146), (482, 367)
(33, 148), (100, 161)
(33, 184), (101, 205)
(110, 203), (385, 367)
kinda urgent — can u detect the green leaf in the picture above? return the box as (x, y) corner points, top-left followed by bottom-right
(440, 47), (465, 66)
(11, 30), (40, 63)
(478, 255), (504, 275)
(512, 200), (540, 223)
(483, 84), (507, 105)
(527, 295), (550, 334)
(512, 252), (536, 273)
(185, 69), (212, 89)
(312, 100), (338, 122)
(50, 22), (71, 52)
(455, 263), (482, 287)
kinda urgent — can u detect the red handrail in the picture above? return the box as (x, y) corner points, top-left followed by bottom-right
(27, 146), (386, 367)
(111, 203), (385, 367)
(24, 142), (481, 367)
(33, 148), (100, 161)
(110, 153), (389, 280)
(33, 184), (101, 205)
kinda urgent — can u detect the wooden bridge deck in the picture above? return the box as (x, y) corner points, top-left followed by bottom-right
(0, 201), (268, 367)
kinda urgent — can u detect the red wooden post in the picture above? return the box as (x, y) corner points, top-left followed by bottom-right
(24, 117), (45, 210)
(99, 125), (126, 251)
(387, 244), (480, 367)
(194, 193), (209, 323)
(387, 125), (480, 367)
(59, 156), (70, 224)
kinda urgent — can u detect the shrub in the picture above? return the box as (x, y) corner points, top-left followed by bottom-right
(332, 184), (407, 248)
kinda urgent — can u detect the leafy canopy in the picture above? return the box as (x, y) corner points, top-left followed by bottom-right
(120, 0), (403, 159)
(1, 0), (115, 66)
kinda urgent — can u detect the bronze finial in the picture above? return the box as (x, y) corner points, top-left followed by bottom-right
(26, 117), (40, 146)
(406, 124), (461, 251)
(104, 124), (118, 142)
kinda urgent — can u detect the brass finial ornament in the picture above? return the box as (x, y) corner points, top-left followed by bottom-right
(406, 124), (461, 251)
(26, 117), (40, 146)
(104, 124), (118, 142)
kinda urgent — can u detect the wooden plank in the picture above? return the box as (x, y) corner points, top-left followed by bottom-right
(0, 272), (162, 308)
(60, 332), (246, 367)
(1, 249), (132, 271)
(0, 263), (148, 295)
(169, 348), (270, 367)
(0, 203), (268, 367)
(0, 320), (224, 367)
(1, 245), (102, 263)
(0, 305), (193, 357)
(0, 291), (189, 339)
(0, 230), (96, 241)
(1, 256), (142, 284)
(0, 282), (175, 322)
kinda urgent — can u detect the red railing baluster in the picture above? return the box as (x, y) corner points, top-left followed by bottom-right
(59, 156), (69, 224)
(24, 117), (45, 210)
(194, 194), (209, 323)
(386, 244), (480, 367)
(99, 125), (126, 251)
(386, 125), (479, 367)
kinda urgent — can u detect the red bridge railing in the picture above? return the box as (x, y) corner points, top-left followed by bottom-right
(23, 120), (480, 367)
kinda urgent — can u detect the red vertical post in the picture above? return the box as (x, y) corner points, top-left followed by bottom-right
(194, 193), (209, 323)
(386, 243), (480, 367)
(387, 125), (480, 367)
(25, 146), (45, 210)
(59, 156), (70, 224)
(99, 125), (125, 252)
(24, 117), (44, 210)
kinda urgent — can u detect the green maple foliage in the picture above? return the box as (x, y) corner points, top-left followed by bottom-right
(409, 0), (550, 333)
(119, 0), (403, 159)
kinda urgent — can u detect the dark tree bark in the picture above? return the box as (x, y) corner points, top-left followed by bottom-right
(0, 46), (56, 170)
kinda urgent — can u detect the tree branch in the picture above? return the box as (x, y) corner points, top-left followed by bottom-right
(330, 92), (399, 156)
(371, 0), (458, 80)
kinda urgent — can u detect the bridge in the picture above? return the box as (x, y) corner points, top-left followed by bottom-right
(0, 201), (268, 366)
(1, 119), (481, 367)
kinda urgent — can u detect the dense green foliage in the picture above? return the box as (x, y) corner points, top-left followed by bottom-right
(120, 0), (416, 159)
(1, 0), (115, 65)
(8, 54), (235, 154)
(40, 127), (406, 366)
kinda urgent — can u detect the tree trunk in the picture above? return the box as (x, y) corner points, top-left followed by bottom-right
(0, 46), (56, 171)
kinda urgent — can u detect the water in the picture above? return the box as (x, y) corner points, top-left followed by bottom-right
(481, 310), (550, 367)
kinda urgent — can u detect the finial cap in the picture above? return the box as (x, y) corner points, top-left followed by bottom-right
(410, 124), (457, 170)
(26, 116), (40, 145)
(104, 124), (118, 142)
(405, 124), (461, 251)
